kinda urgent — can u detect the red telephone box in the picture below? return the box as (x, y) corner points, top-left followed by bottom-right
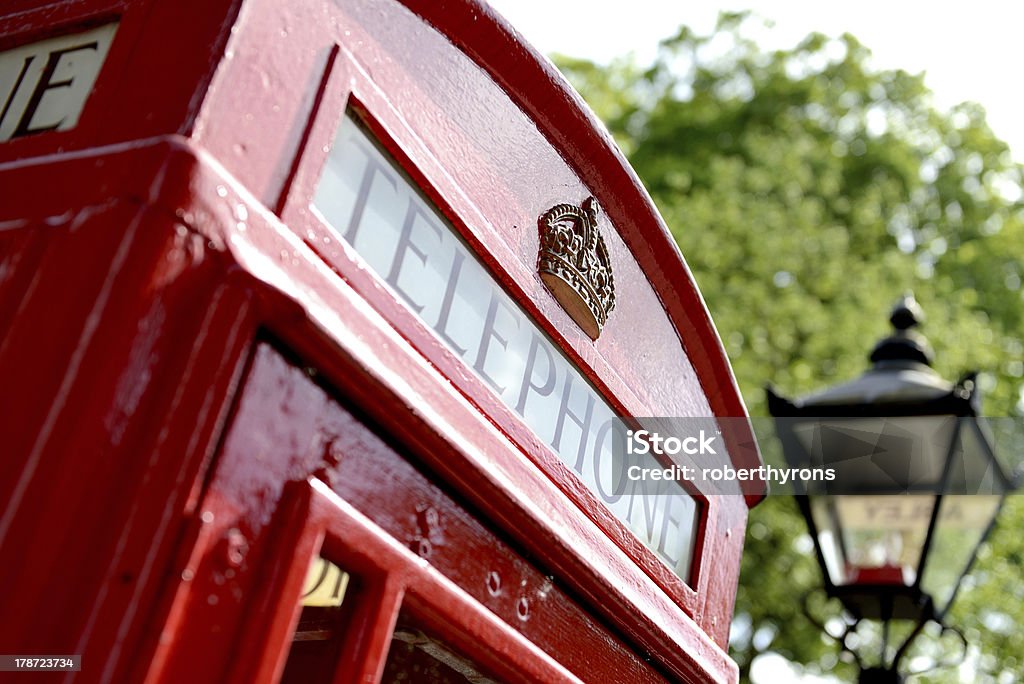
(0, 0), (763, 681)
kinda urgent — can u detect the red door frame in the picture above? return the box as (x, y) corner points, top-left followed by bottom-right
(271, 479), (584, 684)
(144, 341), (671, 683)
(0, 140), (743, 680)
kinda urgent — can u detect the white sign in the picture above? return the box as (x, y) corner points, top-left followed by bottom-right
(301, 557), (349, 607)
(313, 115), (699, 579)
(0, 23), (118, 141)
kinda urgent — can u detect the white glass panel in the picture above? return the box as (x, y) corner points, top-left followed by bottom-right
(313, 114), (697, 579)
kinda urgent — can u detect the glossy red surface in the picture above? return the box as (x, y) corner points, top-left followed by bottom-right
(0, 0), (760, 681)
(149, 343), (669, 683)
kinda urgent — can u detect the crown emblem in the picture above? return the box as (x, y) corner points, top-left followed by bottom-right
(537, 197), (615, 339)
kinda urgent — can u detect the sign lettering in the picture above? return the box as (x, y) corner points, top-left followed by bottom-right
(301, 557), (349, 607)
(313, 115), (700, 578)
(0, 23), (118, 141)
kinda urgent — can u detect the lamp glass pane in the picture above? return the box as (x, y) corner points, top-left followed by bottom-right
(792, 417), (955, 493)
(945, 418), (1004, 495)
(809, 497), (844, 585)
(921, 495), (1002, 613)
(813, 495), (935, 586)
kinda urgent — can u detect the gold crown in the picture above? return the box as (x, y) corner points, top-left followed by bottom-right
(537, 197), (616, 339)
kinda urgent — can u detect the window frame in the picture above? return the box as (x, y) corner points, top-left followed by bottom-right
(274, 44), (715, 613)
(239, 478), (588, 683)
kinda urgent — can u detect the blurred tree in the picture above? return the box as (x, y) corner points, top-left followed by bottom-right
(557, 12), (1024, 683)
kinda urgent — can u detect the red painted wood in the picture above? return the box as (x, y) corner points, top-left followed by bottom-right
(0, 0), (762, 680)
(0, 151), (257, 681)
(274, 48), (713, 622)
(155, 344), (667, 682)
(0, 137), (741, 680)
(195, 0), (757, 639)
(200, 145), (742, 681)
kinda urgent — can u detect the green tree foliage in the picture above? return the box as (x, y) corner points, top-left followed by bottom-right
(557, 12), (1024, 682)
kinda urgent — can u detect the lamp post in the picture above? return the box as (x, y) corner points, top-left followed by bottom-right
(767, 295), (1013, 683)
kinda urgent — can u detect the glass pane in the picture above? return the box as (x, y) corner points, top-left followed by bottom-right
(812, 495), (935, 585)
(279, 555), (355, 683)
(837, 495), (933, 585)
(946, 418), (1007, 495)
(809, 497), (844, 585)
(921, 495), (1002, 613)
(382, 611), (502, 684)
(0, 23), (119, 141)
(792, 417), (954, 493)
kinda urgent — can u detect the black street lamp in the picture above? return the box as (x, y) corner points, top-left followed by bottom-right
(767, 295), (1014, 682)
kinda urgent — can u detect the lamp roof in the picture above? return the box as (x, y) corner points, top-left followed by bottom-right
(796, 361), (953, 407)
(768, 294), (976, 415)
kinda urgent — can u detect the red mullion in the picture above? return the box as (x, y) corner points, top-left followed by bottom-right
(274, 45), (705, 619)
(328, 569), (406, 684)
(308, 481), (584, 684)
(222, 481), (405, 684)
(107, 284), (259, 682)
(225, 486), (327, 684)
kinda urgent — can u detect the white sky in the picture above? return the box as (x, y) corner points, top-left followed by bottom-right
(486, 0), (1024, 162)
